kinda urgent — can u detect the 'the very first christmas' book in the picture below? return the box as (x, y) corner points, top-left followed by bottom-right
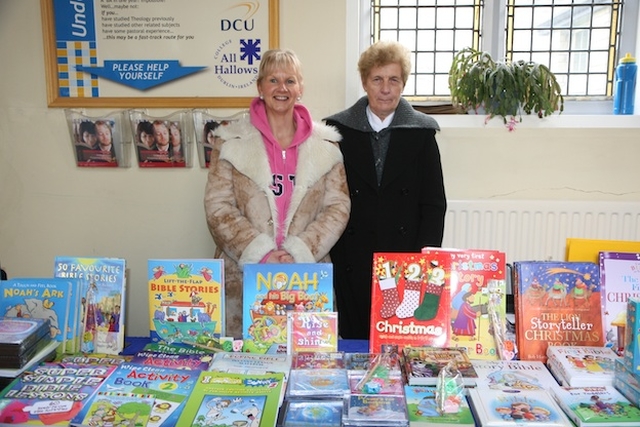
(513, 261), (604, 363)
(148, 259), (224, 345)
(243, 263), (334, 354)
(370, 252), (451, 354)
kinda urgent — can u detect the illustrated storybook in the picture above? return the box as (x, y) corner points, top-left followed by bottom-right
(287, 368), (350, 399)
(53, 256), (126, 355)
(343, 393), (409, 426)
(545, 345), (618, 387)
(70, 391), (156, 427)
(243, 263), (334, 354)
(404, 385), (476, 427)
(512, 261), (604, 363)
(470, 359), (560, 391)
(278, 398), (345, 427)
(550, 385), (640, 426)
(598, 251), (640, 355)
(143, 341), (213, 356)
(208, 351), (292, 379)
(426, 247), (508, 360)
(0, 363), (117, 426)
(287, 311), (338, 354)
(370, 252), (451, 354)
(402, 346), (478, 387)
(71, 361), (200, 427)
(176, 370), (284, 427)
(467, 387), (573, 427)
(129, 350), (213, 371)
(148, 259), (224, 345)
(0, 277), (82, 354)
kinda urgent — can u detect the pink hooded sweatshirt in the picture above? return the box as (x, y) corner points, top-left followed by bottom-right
(249, 97), (313, 257)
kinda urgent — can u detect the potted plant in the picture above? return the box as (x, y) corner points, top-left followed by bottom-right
(448, 47), (564, 130)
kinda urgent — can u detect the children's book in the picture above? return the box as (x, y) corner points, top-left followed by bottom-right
(370, 252), (452, 354)
(550, 385), (640, 426)
(129, 350), (213, 371)
(545, 345), (618, 387)
(471, 359), (560, 391)
(291, 351), (345, 369)
(343, 393), (408, 426)
(54, 352), (132, 366)
(513, 261), (604, 363)
(0, 363), (117, 426)
(344, 352), (402, 375)
(53, 256), (126, 355)
(287, 311), (338, 354)
(0, 277), (80, 354)
(598, 251), (640, 355)
(287, 368), (350, 399)
(243, 263), (334, 353)
(70, 391), (156, 427)
(404, 385), (476, 427)
(143, 341), (215, 356)
(437, 248), (508, 360)
(624, 298), (640, 374)
(176, 370), (284, 427)
(148, 259), (225, 345)
(467, 387), (573, 426)
(208, 351), (292, 378)
(72, 361), (200, 427)
(402, 346), (478, 387)
(278, 398), (345, 427)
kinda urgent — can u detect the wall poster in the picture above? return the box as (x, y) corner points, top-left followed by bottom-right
(41, 0), (279, 108)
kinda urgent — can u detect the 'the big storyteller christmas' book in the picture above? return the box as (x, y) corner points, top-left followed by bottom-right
(148, 259), (225, 344)
(53, 256), (126, 355)
(370, 252), (451, 353)
(513, 261), (604, 363)
(243, 263), (334, 353)
(598, 251), (640, 354)
(176, 370), (284, 427)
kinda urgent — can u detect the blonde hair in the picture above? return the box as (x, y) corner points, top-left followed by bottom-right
(257, 49), (304, 86)
(358, 40), (411, 85)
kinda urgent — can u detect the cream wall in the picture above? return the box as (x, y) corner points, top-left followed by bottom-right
(1, 0), (639, 337)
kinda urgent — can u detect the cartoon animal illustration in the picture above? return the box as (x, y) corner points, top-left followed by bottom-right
(5, 298), (61, 338)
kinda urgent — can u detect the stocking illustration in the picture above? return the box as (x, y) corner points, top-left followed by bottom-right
(414, 281), (444, 321)
(379, 277), (400, 318)
(396, 279), (422, 319)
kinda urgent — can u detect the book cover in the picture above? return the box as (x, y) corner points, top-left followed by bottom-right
(546, 345), (618, 387)
(209, 352), (292, 380)
(278, 398), (344, 427)
(467, 387), (573, 426)
(287, 368), (349, 399)
(402, 346), (478, 387)
(72, 362), (200, 427)
(370, 252), (451, 354)
(287, 311), (338, 354)
(70, 391), (156, 427)
(1, 277), (79, 354)
(471, 359), (560, 391)
(344, 352), (402, 374)
(129, 350), (213, 371)
(513, 261), (604, 363)
(404, 385), (476, 427)
(344, 393), (408, 425)
(442, 248), (508, 360)
(0, 363), (116, 426)
(598, 251), (640, 355)
(550, 385), (640, 426)
(55, 352), (133, 366)
(176, 370), (284, 427)
(148, 259), (225, 344)
(291, 352), (345, 369)
(624, 298), (640, 374)
(243, 263), (334, 354)
(53, 257), (127, 355)
(143, 341), (216, 356)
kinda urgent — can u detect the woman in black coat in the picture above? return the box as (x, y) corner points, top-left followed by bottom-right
(324, 40), (447, 339)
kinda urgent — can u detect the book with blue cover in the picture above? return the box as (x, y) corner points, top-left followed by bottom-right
(243, 263), (334, 353)
(53, 257), (126, 355)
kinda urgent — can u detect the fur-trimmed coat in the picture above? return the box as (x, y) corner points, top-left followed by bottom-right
(204, 116), (351, 338)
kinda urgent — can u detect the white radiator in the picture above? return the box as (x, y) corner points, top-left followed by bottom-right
(442, 200), (640, 263)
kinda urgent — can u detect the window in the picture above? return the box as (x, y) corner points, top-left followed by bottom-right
(366, 0), (637, 109)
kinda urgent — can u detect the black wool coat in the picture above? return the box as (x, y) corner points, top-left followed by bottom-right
(325, 97), (447, 339)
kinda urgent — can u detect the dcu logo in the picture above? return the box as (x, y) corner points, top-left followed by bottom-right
(213, 1), (263, 89)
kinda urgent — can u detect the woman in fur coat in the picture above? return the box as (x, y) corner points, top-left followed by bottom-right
(204, 49), (351, 338)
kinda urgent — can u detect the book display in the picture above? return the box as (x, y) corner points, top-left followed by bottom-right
(471, 359), (561, 391)
(287, 311), (338, 354)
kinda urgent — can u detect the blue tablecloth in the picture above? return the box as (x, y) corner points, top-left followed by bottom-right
(122, 337), (369, 355)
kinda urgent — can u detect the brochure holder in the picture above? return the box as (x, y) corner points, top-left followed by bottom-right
(192, 110), (246, 169)
(128, 110), (193, 168)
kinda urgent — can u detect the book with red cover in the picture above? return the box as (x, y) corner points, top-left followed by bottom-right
(369, 252), (451, 354)
(513, 261), (604, 363)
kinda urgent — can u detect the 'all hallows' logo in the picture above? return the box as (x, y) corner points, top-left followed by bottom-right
(213, 38), (261, 89)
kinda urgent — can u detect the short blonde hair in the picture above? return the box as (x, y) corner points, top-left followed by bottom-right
(257, 49), (304, 86)
(358, 40), (411, 85)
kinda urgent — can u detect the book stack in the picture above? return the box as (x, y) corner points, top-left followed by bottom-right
(0, 317), (59, 388)
(546, 345), (619, 387)
(617, 297), (640, 406)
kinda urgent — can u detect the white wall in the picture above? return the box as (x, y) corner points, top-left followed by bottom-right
(1, 0), (639, 337)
